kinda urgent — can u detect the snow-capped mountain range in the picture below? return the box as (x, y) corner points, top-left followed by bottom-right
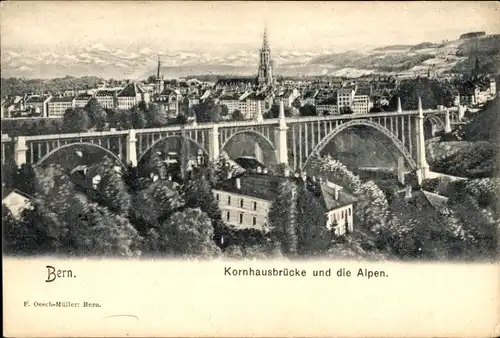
(2, 34), (497, 79)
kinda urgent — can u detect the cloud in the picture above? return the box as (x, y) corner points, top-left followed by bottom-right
(139, 47), (153, 55)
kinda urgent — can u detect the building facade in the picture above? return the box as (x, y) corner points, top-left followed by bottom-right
(95, 90), (118, 109)
(47, 97), (75, 118)
(213, 173), (356, 235)
(117, 82), (150, 110)
(74, 94), (92, 108)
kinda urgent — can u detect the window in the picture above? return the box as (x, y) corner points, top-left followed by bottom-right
(227, 196), (231, 205)
(240, 199), (244, 208)
(226, 211), (230, 221)
(348, 208), (351, 216)
(216, 193), (220, 201)
(253, 202), (257, 210)
(239, 213), (243, 224)
(252, 217), (256, 226)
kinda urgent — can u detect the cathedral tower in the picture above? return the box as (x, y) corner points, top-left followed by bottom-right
(257, 26), (274, 86)
(156, 55), (164, 95)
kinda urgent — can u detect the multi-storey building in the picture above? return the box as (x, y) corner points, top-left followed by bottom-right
(24, 95), (52, 117)
(151, 88), (182, 117)
(188, 95), (200, 107)
(316, 96), (338, 115)
(116, 82), (150, 110)
(212, 172), (356, 235)
(244, 93), (266, 120)
(219, 95), (243, 114)
(302, 90), (319, 106)
(278, 88), (300, 107)
(95, 89), (118, 109)
(351, 95), (370, 114)
(74, 94), (92, 108)
(47, 96), (76, 118)
(336, 88), (356, 109)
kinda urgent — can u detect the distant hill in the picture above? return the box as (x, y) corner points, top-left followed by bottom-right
(3, 31), (500, 81)
(460, 95), (500, 145)
(460, 32), (486, 40)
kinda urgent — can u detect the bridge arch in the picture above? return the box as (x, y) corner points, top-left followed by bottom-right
(35, 142), (126, 168)
(220, 129), (277, 163)
(302, 120), (417, 170)
(424, 115), (445, 129)
(137, 135), (208, 164)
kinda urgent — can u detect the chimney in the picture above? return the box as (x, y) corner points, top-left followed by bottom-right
(312, 176), (316, 182)
(235, 177), (241, 189)
(405, 185), (412, 199)
(301, 171), (307, 181)
(227, 171), (232, 179)
(257, 166), (262, 173)
(284, 168), (290, 177)
(263, 168), (268, 174)
(334, 187), (339, 200)
(168, 175), (172, 181)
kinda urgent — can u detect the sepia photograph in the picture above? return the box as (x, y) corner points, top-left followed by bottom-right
(1, 1), (499, 336)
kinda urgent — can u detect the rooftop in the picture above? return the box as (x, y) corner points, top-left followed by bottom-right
(75, 94), (92, 100)
(214, 172), (357, 210)
(234, 157), (265, 171)
(95, 90), (118, 97)
(216, 78), (257, 86)
(26, 95), (50, 103)
(117, 82), (146, 97)
(50, 96), (75, 103)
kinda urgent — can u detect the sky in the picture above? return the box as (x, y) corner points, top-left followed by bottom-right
(2, 1), (499, 53)
(1, 1), (499, 79)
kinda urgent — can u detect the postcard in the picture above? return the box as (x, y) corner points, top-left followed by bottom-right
(2, 1), (499, 337)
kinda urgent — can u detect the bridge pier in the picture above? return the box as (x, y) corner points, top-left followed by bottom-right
(415, 98), (430, 184)
(14, 136), (27, 167)
(209, 125), (220, 162)
(444, 109), (452, 134)
(458, 105), (466, 120)
(397, 156), (405, 184)
(274, 99), (289, 165)
(126, 129), (138, 167)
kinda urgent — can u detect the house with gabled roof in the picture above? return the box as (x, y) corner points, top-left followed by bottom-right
(117, 82), (150, 110)
(212, 170), (357, 235)
(2, 189), (33, 218)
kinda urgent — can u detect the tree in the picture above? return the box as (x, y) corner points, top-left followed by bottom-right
(339, 106), (354, 115)
(191, 99), (221, 123)
(144, 103), (167, 127)
(295, 181), (331, 256)
(94, 157), (131, 216)
(62, 107), (90, 133)
(64, 194), (142, 257)
(131, 106), (147, 129)
(268, 180), (299, 256)
(154, 208), (221, 257)
(86, 98), (107, 130)
(220, 104), (229, 118)
(299, 104), (318, 117)
(231, 109), (245, 121)
(264, 104), (293, 118)
(180, 176), (226, 247)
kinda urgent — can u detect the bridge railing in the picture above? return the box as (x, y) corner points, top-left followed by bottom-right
(1, 107), (458, 140)
(23, 129), (130, 141)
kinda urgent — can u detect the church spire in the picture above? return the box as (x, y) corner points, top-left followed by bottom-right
(262, 26), (269, 50)
(156, 55), (162, 79)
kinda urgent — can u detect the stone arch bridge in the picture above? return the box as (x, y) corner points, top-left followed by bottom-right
(1, 100), (462, 181)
